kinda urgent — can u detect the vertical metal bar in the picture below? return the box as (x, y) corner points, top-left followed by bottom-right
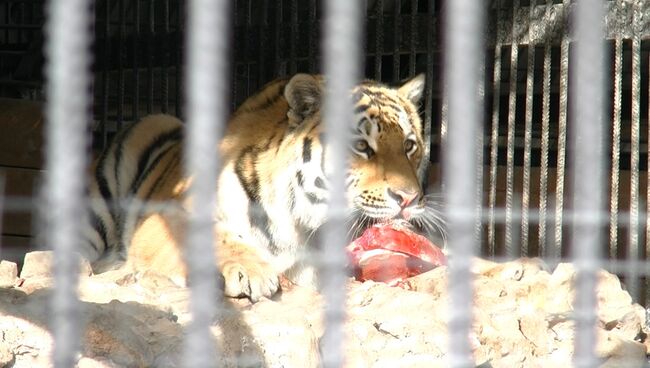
(42, 0), (93, 365)
(273, 0), (282, 76)
(0, 174), (4, 259)
(230, 1), (239, 109)
(175, 0), (183, 118)
(147, 0), (154, 113)
(133, 0), (141, 121)
(647, 52), (650, 308)
(609, 39), (622, 261)
(161, 0), (170, 113)
(321, 0), (362, 366)
(101, 0), (110, 145)
(183, 0), (229, 365)
(257, 0), (268, 86)
(20, 2), (26, 53)
(408, 0), (417, 76)
(244, 0), (252, 97)
(474, 31), (486, 254)
(627, 26), (642, 301)
(307, 0), (317, 73)
(2, 2), (7, 43)
(554, 0), (570, 257)
(289, 0), (298, 75)
(440, 91), (448, 165)
(374, 0), (384, 80)
(392, 0), (400, 81)
(570, 0), (605, 366)
(118, 0), (126, 125)
(444, 0), (484, 366)
(487, 1), (504, 257)
(421, 0), (434, 185)
(505, 2), (519, 258)
(520, 4), (536, 256)
(538, 3), (552, 255)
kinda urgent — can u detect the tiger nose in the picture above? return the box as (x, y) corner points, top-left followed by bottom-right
(387, 188), (420, 208)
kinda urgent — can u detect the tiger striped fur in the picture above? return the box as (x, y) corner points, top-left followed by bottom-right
(84, 73), (434, 302)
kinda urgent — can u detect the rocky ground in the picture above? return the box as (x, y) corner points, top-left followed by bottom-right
(0, 251), (648, 367)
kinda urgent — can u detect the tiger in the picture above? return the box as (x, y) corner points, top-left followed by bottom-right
(82, 73), (444, 302)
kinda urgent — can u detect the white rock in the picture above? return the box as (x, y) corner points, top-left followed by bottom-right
(0, 260), (17, 288)
(0, 252), (646, 367)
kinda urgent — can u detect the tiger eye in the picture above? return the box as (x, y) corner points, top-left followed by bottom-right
(404, 139), (415, 152)
(354, 139), (369, 152)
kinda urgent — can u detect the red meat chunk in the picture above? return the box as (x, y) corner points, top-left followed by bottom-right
(346, 222), (446, 285)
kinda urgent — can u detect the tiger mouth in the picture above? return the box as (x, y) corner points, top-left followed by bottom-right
(355, 203), (403, 220)
(350, 195), (448, 244)
(361, 208), (399, 219)
(355, 201), (425, 221)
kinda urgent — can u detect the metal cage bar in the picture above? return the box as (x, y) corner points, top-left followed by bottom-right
(147, 0), (155, 114)
(258, 0), (269, 92)
(271, 0), (281, 76)
(444, 0), (484, 366)
(422, 0), (435, 185)
(289, 0), (298, 75)
(408, 0), (416, 76)
(570, 0), (606, 366)
(162, 0), (171, 114)
(182, 0), (230, 365)
(520, 7), (536, 255)
(100, 0), (110, 146)
(505, 2), (520, 258)
(42, 0), (93, 365)
(320, 1), (362, 366)
(0, 175), (4, 258)
(117, 0), (126, 124)
(307, 0), (317, 73)
(538, 0), (553, 258)
(487, 1), (503, 256)
(554, 0), (569, 260)
(373, 0), (384, 80)
(391, 0), (400, 81)
(609, 37), (622, 261)
(647, 51), (650, 307)
(626, 3), (642, 303)
(132, 0), (141, 122)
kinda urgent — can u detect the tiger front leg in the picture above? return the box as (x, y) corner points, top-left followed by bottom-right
(217, 236), (281, 302)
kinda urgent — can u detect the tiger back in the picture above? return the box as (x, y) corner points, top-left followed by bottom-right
(85, 73), (430, 302)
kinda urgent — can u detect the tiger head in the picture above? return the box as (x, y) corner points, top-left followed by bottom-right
(283, 74), (438, 236)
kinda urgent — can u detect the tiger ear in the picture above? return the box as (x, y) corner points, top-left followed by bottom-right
(398, 74), (425, 105)
(284, 74), (322, 120)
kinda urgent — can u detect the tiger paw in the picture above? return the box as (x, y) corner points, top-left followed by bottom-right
(220, 260), (280, 302)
